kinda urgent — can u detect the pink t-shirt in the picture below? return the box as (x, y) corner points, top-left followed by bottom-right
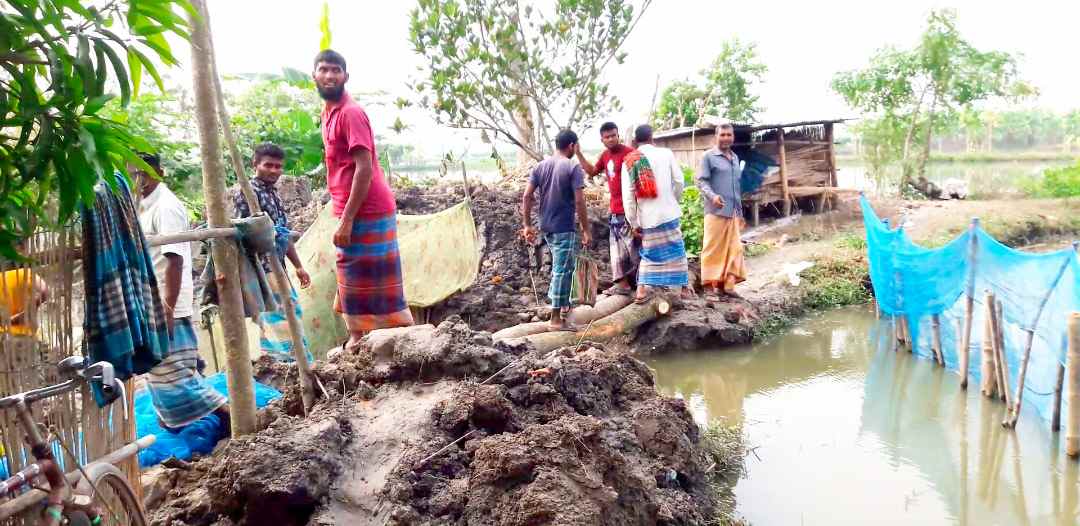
(321, 94), (396, 218)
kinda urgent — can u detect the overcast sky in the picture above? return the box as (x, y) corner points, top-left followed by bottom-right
(195, 0), (1080, 153)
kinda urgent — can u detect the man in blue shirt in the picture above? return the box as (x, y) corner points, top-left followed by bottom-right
(522, 130), (593, 331)
(697, 123), (747, 300)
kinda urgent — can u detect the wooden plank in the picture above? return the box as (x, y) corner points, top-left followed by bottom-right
(778, 130), (790, 216)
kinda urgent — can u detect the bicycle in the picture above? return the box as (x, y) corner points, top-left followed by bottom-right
(0, 356), (155, 525)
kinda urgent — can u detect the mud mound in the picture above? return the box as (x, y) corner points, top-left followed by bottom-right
(396, 185), (613, 333)
(147, 322), (719, 525)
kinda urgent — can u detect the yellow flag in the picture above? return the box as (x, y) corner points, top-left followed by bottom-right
(319, 2), (332, 50)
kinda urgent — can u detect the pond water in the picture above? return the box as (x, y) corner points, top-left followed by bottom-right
(836, 160), (1072, 199)
(646, 306), (1080, 525)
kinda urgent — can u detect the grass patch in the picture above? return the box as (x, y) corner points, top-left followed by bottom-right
(752, 310), (797, 343)
(744, 242), (770, 258)
(702, 420), (750, 526)
(800, 250), (872, 311)
(833, 232), (867, 251)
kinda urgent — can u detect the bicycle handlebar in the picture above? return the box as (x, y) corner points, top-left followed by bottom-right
(0, 357), (127, 412)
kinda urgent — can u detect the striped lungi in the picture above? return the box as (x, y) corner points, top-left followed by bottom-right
(334, 212), (414, 333)
(257, 285), (313, 363)
(609, 214), (640, 286)
(544, 231), (578, 309)
(146, 317), (227, 429)
(638, 218), (690, 287)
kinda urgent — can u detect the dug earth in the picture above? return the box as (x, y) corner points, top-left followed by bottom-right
(146, 318), (727, 525)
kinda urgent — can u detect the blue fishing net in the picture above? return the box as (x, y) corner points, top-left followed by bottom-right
(862, 195), (1080, 425)
(135, 372), (281, 467)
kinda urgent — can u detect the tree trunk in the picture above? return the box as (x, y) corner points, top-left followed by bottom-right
(202, 4), (317, 413)
(515, 102), (536, 166)
(188, 0), (257, 436)
(516, 295), (671, 353)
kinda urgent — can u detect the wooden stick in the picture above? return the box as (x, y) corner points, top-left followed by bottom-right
(1052, 362), (1066, 432)
(959, 218), (979, 389)
(981, 293), (999, 398)
(931, 314), (944, 366)
(146, 227), (237, 247)
(414, 430), (476, 469)
(825, 122), (838, 190)
(778, 129), (790, 216)
(1067, 312), (1080, 457)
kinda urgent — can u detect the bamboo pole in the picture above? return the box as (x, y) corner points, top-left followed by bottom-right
(1067, 312), (1080, 457)
(1052, 362), (1066, 432)
(990, 299), (1011, 409)
(188, 0), (257, 436)
(981, 293), (999, 398)
(147, 227), (237, 247)
(931, 314), (944, 366)
(201, 0), (316, 413)
(959, 218), (979, 389)
(1005, 249), (1074, 428)
(824, 122), (838, 209)
(777, 129), (790, 216)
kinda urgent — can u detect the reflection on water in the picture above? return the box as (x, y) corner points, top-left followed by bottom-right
(646, 306), (1080, 525)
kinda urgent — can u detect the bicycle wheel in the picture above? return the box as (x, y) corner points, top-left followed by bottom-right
(82, 463), (148, 526)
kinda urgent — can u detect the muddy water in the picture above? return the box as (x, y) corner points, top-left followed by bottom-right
(646, 306), (1080, 525)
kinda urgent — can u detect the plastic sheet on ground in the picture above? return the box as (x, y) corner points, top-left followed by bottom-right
(135, 373), (281, 468)
(295, 201), (481, 355)
(861, 195), (1080, 425)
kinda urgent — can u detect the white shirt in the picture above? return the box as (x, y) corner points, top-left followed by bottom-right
(621, 143), (684, 230)
(139, 184), (194, 319)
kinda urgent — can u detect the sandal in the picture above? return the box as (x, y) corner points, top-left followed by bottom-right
(603, 285), (633, 297)
(633, 291), (655, 305)
(547, 323), (580, 332)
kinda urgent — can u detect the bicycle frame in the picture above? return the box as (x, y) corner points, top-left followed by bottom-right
(0, 358), (127, 525)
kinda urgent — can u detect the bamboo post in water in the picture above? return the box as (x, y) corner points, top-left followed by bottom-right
(1066, 312), (1080, 457)
(188, 0), (257, 436)
(991, 299), (1012, 409)
(959, 218), (979, 389)
(932, 314), (944, 366)
(981, 292), (999, 398)
(1004, 247), (1075, 428)
(1052, 362), (1066, 432)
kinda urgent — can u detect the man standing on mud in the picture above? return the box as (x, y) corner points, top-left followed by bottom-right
(314, 49), (413, 352)
(622, 125), (691, 303)
(697, 123), (746, 301)
(134, 153), (229, 431)
(522, 129), (593, 331)
(575, 122), (638, 296)
(232, 143), (312, 362)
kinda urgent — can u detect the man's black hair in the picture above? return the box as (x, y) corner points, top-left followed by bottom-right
(555, 129), (579, 151)
(717, 123), (735, 131)
(634, 124), (653, 144)
(313, 49), (347, 72)
(253, 142), (286, 164)
(599, 121), (619, 134)
(138, 152), (162, 172)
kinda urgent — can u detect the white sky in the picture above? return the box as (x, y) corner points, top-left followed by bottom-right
(191, 0), (1080, 152)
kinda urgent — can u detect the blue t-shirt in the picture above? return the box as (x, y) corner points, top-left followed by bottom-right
(529, 156), (586, 233)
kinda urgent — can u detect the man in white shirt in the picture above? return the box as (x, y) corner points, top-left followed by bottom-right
(134, 154), (229, 432)
(621, 125), (691, 303)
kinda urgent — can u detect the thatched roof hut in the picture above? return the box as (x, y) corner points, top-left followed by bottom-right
(654, 119), (849, 225)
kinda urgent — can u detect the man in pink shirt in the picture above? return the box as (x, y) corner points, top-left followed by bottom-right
(314, 49), (413, 350)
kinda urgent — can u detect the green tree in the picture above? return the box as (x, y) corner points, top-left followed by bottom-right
(653, 79), (706, 129)
(0, 0), (193, 257)
(408, 0), (653, 162)
(832, 9), (1034, 193)
(652, 39), (766, 128)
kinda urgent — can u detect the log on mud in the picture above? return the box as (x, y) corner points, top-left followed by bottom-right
(492, 295), (635, 342)
(517, 295), (672, 353)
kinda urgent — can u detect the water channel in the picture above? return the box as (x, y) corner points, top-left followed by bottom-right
(646, 306), (1080, 525)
